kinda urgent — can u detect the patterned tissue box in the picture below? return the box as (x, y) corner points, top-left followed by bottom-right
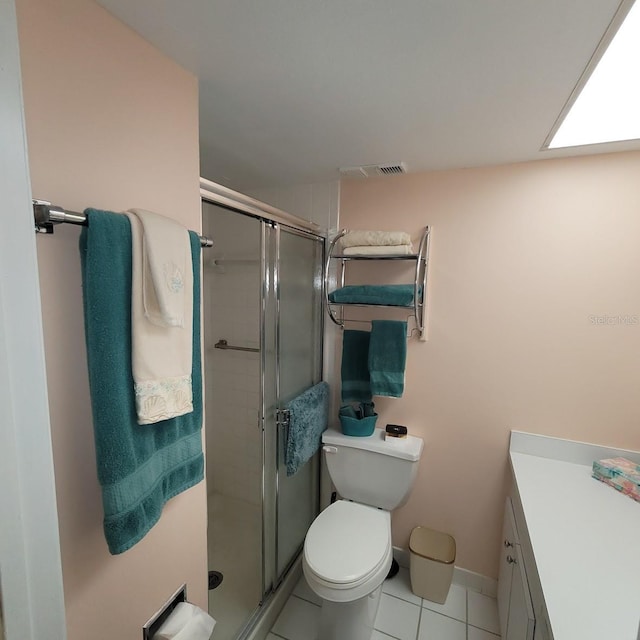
(592, 457), (640, 503)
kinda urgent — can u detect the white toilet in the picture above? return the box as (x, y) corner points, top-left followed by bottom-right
(303, 427), (424, 640)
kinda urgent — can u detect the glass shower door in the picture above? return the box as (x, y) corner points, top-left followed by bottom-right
(202, 203), (264, 640)
(275, 225), (324, 580)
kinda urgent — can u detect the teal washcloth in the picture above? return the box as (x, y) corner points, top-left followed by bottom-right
(328, 284), (419, 306)
(80, 209), (204, 555)
(368, 320), (407, 397)
(341, 330), (373, 402)
(285, 381), (329, 476)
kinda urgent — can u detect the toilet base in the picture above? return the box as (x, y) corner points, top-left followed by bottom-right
(317, 584), (383, 640)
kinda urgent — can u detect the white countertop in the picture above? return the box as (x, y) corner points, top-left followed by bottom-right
(510, 432), (640, 640)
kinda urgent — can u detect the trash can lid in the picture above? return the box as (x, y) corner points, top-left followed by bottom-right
(409, 526), (456, 564)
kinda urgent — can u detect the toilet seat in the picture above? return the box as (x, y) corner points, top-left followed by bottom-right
(303, 500), (392, 603)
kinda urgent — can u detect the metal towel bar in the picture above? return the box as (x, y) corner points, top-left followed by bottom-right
(33, 199), (213, 248)
(214, 339), (260, 353)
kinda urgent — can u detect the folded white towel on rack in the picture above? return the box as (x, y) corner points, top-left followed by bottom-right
(341, 230), (412, 248)
(126, 209), (193, 425)
(342, 244), (414, 256)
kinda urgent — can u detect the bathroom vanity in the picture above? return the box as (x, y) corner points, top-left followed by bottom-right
(499, 431), (640, 640)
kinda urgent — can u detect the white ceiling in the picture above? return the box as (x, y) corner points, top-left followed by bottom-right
(97, 0), (638, 189)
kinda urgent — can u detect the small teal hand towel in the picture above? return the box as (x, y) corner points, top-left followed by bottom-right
(80, 209), (203, 555)
(368, 320), (407, 397)
(285, 381), (329, 476)
(341, 330), (373, 402)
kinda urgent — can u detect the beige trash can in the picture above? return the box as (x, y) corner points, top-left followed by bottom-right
(409, 526), (456, 604)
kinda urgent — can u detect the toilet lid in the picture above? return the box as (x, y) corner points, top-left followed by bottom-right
(304, 501), (390, 585)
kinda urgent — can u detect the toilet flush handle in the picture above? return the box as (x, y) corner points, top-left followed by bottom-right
(322, 446), (338, 454)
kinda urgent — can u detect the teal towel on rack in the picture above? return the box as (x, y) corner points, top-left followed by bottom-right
(80, 209), (203, 555)
(368, 320), (407, 398)
(328, 284), (419, 306)
(341, 330), (373, 402)
(285, 381), (329, 477)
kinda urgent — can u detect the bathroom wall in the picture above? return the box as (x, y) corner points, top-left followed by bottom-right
(16, 0), (207, 638)
(339, 150), (640, 578)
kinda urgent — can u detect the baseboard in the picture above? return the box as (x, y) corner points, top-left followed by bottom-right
(452, 566), (497, 597)
(392, 546), (497, 598)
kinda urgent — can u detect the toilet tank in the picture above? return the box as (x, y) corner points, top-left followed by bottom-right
(322, 427), (424, 511)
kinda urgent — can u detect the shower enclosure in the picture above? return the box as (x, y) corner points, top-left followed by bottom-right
(202, 195), (324, 640)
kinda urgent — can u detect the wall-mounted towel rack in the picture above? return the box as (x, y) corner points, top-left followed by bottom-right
(324, 226), (431, 339)
(33, 200), (214, 248)
(214, 339), (260, 353)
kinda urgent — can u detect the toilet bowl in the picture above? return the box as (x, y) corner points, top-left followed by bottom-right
(302, 428), (424, 640)
(303, 500), (392, 640)
(303, 500), (392, 602)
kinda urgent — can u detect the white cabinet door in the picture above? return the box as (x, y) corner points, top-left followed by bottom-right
(498, 498), (518, 638)
(506, 544), (535, 640)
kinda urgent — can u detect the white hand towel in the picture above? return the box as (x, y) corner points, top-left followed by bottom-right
(129, 208), (190, 328)
(126, 210), (193, 425)
(342, 244), (414, 256)
(340, 230), (412, 248)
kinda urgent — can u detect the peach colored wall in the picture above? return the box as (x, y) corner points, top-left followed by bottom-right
(340, 151), (640, 578)
(17, 0), (207, 638)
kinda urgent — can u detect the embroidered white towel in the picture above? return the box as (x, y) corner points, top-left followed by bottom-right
(342, 244), (414, 256)
(340, 230), (412, 248)
(126, 210), (193, 425)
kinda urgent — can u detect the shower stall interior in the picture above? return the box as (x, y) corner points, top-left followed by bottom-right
(202, 199), (324, 639)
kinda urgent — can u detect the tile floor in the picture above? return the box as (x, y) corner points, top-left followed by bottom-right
(267, 567), (500, 640)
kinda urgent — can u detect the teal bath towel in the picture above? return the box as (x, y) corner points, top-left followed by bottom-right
(341, 330), (373, 402)
(80, 209), (203, 555)
(368, 320), (407, 398)
(328, 284), (419, 307)
(285, 381), (329, 476)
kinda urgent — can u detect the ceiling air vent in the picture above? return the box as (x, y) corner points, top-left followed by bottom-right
(339, 163), (407, 178)
(375, 163), (407, 176)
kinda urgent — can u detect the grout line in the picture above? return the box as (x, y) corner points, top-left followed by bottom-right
(268, 633), (289, 640)
(421, 608), (468, 627)
(382, 591), (422, 609)
(289, 594), (320, 608)
(468, 623), (500, 638)
(466, 584), (469, 624)
(375, 631), (402, 640)
(415, 603), (423, 640)
(291, 593), (321, 608)
(466, 587), (469, 640)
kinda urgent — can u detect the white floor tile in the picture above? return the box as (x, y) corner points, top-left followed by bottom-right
(271, 596), (320, 640)
(468, 625), (501, 640)
(468, 591), (500, 635)
(382, 567), (422, 606)
(266, 635), (286, 640)
(421, 582), (467, 622)
(374, 593), (421, 640)
(293, 575), (323, 606)
(418, 609), (466, 640)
